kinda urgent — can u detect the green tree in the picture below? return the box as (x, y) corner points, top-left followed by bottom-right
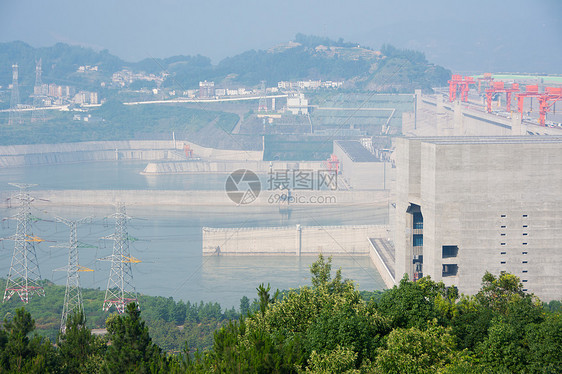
(475, 271), (526, 314)
(240, 296), (250, 316)
(374, 321), (470, 374)
(376, 274), (446, 329)
(0, 307), (55, 373)
(303, 345), (359, 374)
(104, 303), (166, 373)
(526, 313), (562, 373)
(57, 311), (98, 374)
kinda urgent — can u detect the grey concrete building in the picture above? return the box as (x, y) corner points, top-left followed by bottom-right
(393, 136), (562, 301)
(333, 140), (392, 190)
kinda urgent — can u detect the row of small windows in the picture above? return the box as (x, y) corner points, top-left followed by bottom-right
(500, 214), (528, 218)
(500, 251), (527, 255)
(500, 233), (528, 236)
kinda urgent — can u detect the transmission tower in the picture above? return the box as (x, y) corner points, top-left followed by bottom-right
(8, 64), (23, 126)
(53, 216), (93, 333)
(99, 204), (140, 313)
(3, 183), (44, 303)
(31, 59), (46, 123)
(258, 80), (267, 112)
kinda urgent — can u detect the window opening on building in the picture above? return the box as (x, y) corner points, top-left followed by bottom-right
(407, 203), (423, 282)
(442, 264), (458, 277)
(442, 245), (458, 258)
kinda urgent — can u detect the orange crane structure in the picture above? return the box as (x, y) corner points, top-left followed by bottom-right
(484, 81), (520, 113)
(448, 74), (476, 102)
(324, 154), (340, 173)
(183, 143), (194, 158)
(476, 73), (494, 93)
(516, 85), (562, 126)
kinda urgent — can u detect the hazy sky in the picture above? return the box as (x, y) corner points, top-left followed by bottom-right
(1, 0), (560, 72)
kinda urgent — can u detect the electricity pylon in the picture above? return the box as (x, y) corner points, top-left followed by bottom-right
(3, 183), (44, 303)
(258, 80), (267, 112)
(31, 59), (46, 123)
(99, 204), (141, 314)
(8, 64), (23, 126)
(53, 216), (93, 333)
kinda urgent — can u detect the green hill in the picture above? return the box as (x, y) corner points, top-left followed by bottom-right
(0, 34), (450, 97)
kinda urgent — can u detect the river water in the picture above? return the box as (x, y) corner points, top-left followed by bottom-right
(0, 161), (387, 308)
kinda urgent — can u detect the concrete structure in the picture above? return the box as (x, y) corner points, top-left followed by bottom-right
(403, 92), (562, 137)
(202, 224), (388, 256)
(333, 140), (392, 190)
(199, 81), (215, 98)
(393, 136), (562, 301)
(0, 140), (263, 168)
(287, 93), (309, 115)
(0, 189), (389, 208)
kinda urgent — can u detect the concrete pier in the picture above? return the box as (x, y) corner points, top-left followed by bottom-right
(202, 224), (389, 256)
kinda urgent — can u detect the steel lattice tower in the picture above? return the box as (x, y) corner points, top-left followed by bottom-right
(31, 59), (46, 123)
(3, 183), (44, 303)
(53, 216), (92, 332)
(258, 80), (267, 112)
(99, 204), (140, 313)
(8, 64), (23, 126)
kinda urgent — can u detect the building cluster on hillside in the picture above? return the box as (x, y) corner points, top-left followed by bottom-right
(198, 80), (279, 99)
(76, 65), (98, 72)
(32, 84), (98, 105)
(277, 80), (343, 90)
(111, 69), (167, 87)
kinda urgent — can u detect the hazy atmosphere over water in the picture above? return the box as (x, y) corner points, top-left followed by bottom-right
(1, 0), (561, 73)
(0, 0), (561, 369)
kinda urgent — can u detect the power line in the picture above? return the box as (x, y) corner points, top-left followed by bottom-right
(31, 59), (46, 123)
(8, 64), (24, 126)
(52, 216), (92, 332)
(3, 183), (44, 303)
(98, 204), (140, 313)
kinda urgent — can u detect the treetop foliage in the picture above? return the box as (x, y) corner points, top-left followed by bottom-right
(0, 257), (560, 373)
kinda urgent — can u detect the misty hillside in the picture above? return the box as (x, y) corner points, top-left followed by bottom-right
(0, 34), (450, 94)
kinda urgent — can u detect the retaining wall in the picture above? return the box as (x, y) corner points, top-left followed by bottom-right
(0, 189), (389, 207)
(202, 224), (389, 256)
(0, 140), (263, 168)
(142, 161), (325, 174)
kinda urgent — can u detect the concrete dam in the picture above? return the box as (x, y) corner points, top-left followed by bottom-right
(202, 224), (396, 288)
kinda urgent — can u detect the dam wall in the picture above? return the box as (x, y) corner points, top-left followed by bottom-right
(0, 140), (263, 168)
(202, 224), (389, 256)
(404, 94), (562, 137)
(0, 189), (389, 207)
(142, 160), (325, 174)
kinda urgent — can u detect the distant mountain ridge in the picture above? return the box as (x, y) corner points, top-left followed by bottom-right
(0, 34), (450, 95)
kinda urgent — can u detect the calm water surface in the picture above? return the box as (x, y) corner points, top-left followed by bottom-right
(0, 161), (387, 308)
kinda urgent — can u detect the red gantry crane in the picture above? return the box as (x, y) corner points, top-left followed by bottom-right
(517, 85), (562, 126)
(448, 74), (476, 102)
(484, 81), (520, 113)
(476, 73), (494, 93)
